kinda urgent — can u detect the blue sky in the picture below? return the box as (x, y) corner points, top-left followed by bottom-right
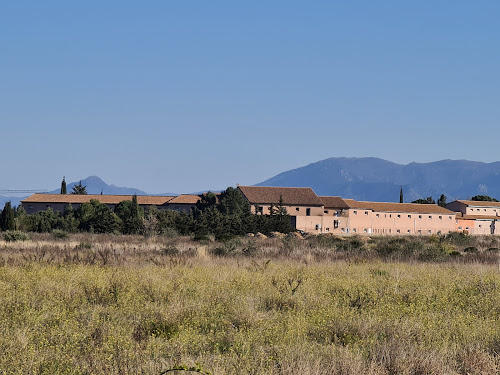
(1, 1), (499, 194)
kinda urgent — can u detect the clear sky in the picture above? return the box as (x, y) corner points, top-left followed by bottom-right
(1, 1), (499, 194)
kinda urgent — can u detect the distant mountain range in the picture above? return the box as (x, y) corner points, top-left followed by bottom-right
(2, 158), (500, 208)
(256, 157), (500, 203)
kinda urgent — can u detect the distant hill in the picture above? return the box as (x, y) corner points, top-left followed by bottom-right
(0, 176), (179, 209)
(49, 176), (149, 196)
(256, 157), (500, 202)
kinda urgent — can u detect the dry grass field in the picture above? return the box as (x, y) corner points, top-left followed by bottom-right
(0, 233), (499, 374)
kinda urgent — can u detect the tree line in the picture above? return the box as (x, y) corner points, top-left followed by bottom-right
(0, 187), (292, 239)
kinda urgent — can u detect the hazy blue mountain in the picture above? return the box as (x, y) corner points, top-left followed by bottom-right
(49, 176), (149, 196)
(256, 157), (500, 202)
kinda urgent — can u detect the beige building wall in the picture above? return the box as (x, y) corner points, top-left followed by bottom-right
(251, 204), (324, 217)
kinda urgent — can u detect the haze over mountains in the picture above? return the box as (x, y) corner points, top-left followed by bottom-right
(257, 157), (500, 202)
(2, 158), (500, 208)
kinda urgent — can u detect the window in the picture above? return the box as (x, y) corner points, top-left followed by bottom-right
(325, 227), (330, 232)
(458, 226), (462, 230)
(397, 214), (401, 218)
(324, 210), (328, 214)
(306, 208), (311, 216)
(407, 230), (411, 233)
(477, 209), (480, 211)
(408, 215), (411, 218)
(479, 224), (482, 228)
(363, 228), (368, 233)
(428, 230), (432, 234)
(439, 216), (442, 220)
(484, 209), (487, 211)
(315, 224), (320, 230)
(333, 220), (339, 229)
(418, 230), (422, 234)
(449, 216), (452, 220)
(296, 207), (300, 211)
(364, 211), (368, 215)
(428, 215), (432, 219)
(389, 214), (392, 218)
(418, 215), (422, 219)
(353, 211), (357, 215)
(396, 229), (401, 233)
(352, 228), (357, 233)
(376, 214), (380, 218)
(341, 228), (345, 233)
(258, 207), (263, 214)
(466, 227), (469, 230)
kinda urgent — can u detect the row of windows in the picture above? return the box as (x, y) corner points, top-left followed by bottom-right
(341, 228), (438, 235)
(353, 210), (453, 220)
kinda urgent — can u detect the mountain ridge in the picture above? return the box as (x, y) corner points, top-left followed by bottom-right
(256, 157), (500, 202)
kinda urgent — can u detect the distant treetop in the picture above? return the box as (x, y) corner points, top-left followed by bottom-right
(470, 195), (499, 202)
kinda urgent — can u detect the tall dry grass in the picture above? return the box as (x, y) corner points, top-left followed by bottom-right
(0, 233), (498, 374)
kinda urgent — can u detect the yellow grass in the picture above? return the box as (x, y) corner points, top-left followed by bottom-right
(0, 234), (499, 374)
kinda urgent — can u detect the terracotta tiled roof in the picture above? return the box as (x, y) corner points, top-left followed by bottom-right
(167, 195), (201, 204)
(319, 196), (350, 209)
(461, 215), (500, 220)
(345, 200), (455, 215)
(21, 194), (174, 205)
(238, 186), (323, 206)
(455, 200), (500, 207)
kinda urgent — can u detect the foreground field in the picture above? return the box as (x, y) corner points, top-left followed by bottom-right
(0, 234), (499, 374)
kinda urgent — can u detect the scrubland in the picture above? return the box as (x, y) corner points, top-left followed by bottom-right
(0, 232), (499, 374)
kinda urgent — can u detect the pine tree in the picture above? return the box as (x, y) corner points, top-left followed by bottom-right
(400, 187), (404, 203)
(71, 180), (87, 195)
(60, 176), (67, 194)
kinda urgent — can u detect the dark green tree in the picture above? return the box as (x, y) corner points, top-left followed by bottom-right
(60, 176), (67, 194)
(437, 194), (447, 207)
(196, 192), (217, 210)
(399, 187), (404, 203)
(114, 195), (144, 234)
(76, 200), (121, 233)
(71, 180), (87, 195)
(471, 195), (499, 202)
(219, 187), (251, 216)
(412, 197), (436, 204)
(1, 202), (15, 231)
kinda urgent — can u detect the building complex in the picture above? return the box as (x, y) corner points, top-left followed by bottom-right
(21, 186), (500, 235)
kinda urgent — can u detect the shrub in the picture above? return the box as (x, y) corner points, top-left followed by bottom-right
(3, 230), (30, 242)
(162, 245), (180, 256)
(52, 229), (69, 239)
(463, 246), (478, 253)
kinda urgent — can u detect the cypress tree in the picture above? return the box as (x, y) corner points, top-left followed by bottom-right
(60, 176), (67, 194)
(399, 187), (404, 203)
(1, 202), (15, 231)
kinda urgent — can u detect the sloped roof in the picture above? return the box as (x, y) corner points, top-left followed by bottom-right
(238, 186), (323, 206)
(167, 194), (201, 204)
(455, 200), (500, 207)
(461, 215), (500, 220)
(319, 196), (350, 209)
(21, 194), (174, 205)
(345, 200), (455, 214)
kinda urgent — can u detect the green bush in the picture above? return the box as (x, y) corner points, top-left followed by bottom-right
(52, 229), (69, 239)
(3, 230), (30, 242)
